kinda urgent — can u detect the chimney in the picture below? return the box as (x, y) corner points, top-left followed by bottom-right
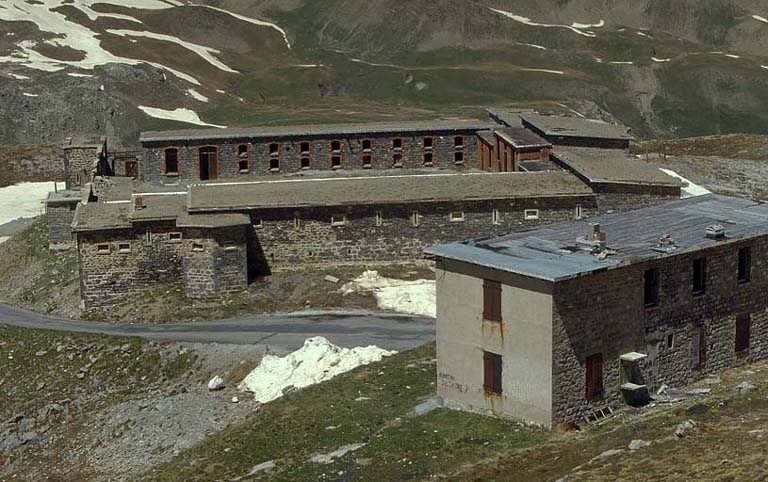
(134, 195), (145, 210)
(706, 224), (725, 240)
(587, 223), (606, 242)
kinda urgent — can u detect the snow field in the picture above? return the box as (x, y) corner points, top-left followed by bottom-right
(339, 270), (436, 318)
(0, 182), (59, 227)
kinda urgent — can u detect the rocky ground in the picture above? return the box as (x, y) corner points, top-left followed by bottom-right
(0, 324), (265, 481)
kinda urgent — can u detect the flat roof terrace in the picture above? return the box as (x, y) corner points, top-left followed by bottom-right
(554, 147), (682, 187)
(140, 119), (497, 143)
(426, 194), (768, 281)
(186, 171), (594, 211)
(521, 113), (633, 141)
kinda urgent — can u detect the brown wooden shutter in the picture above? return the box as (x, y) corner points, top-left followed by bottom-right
(585, 353), (603, 401)
(483, 351), (503, 395)
(483, 280), (502, 322)
(736, 314), (751, 354)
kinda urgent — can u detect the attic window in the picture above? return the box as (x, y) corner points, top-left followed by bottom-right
(449, 211), (464, 222)
(330, 214), (347, 226)
(192, 242), (204, 252)
(96, 243), (110, 254)
(168, 232), (183, 243)
(524, 209), (540, 220)
(118, 242), (131, 254)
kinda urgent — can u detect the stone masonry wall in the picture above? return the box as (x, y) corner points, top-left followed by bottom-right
(47, 201), (77, 248)
(142, 130), (481, 184)
(595, 184), (681, 213)
(183, 226), (248, 299)
(250, 196), (599, 272)
(65, 147), (100, 190)
(551, 236), (768, 423)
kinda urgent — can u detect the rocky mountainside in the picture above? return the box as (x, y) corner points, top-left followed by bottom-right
(1, 0), (767, 146)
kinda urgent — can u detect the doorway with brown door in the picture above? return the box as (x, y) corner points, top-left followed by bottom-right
(199, 146), (218, 181)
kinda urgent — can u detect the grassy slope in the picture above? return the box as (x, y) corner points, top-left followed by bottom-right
(137, 341), (768, 482)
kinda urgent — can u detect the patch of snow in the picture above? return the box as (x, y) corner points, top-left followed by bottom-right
(295, 64), (324, 68)
(8, 73), (30, 80)
(22, 92), (39, 97)
(350, 58), (400, 68)
(106, 29), (238, 73)
(637, 31), (652, 38)
(724, 54), (740, 59)
(489, 8), (603, 37)
(753, 15), (768, 24)
(516, 43), (548, 50)
(238, 337), (395, 403)
(186, 88), (208, 102)
(0, 182), (59, 226)
(0, 237), (9, 245)
(520, 68), (565, 75)
(610, 61), (634, 65)
(594, 57), (604, 63)
(659, 169), (711, 198)
(215, 89), (226, 94)
(310, 443), (367, 464)
(652, 57), (672, 63)
(138, 106), (226, 128)
(196, 5), (291, 50)
(67, 72), (94, 78)
(763, 65), (768, 70)
(339, 270), (436, 318)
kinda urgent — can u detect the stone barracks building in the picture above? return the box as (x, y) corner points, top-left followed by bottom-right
(425, 194), (767, 427)
(45, 111), (687, 308)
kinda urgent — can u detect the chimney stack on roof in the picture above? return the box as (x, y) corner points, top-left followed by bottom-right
(134, 195), (145, 210)
(706, 224), (726, 240)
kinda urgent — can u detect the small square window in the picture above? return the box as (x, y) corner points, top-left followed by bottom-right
(168, 232), (183, 243)
(331, 215), (346, 226)
(192, 242), (204, 252)
(237, 144), (249, 158)
(96, 243), (110, 254)
(223, 240), (238, 251)
(454, 151), (464, 164)
(449, 211), (464, 222)
(524, 209), (540, 220)
(300, 157), (311, 170)
(300, 141), (311, 154)
(253, 218), (264, 229)
(118, 242), (131, 253)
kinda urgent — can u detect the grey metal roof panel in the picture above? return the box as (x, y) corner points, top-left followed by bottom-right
(426, 195), (768, 281)
(521, 113), (634, 140)
(554, 147), (682, 186)
(186, 172), (595, 211)
(140, 119), (496, 143)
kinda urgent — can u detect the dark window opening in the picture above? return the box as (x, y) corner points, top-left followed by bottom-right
(300, 141), (311, 155)
(269, 143), (280, 156)
(454, 151), (464, 164)
(393, 153), (403, 167)
(585, 353), (604, 401)
(362, 139), (372, 152)
(237, 144), (249, 158)
(164, 148), (179, 174)
(300, 157), (311, 169)
(423, 152), (434, 166)
(483, 351), (502, 395)
(269, 158), (280, 171)
(736, 313), (751, 355)
(644, 268), (659, 307)
(738, 247), (752, 284)
(423, 136), (434, 150)
(392, 138), (403, 150)
(692, 326), (706, 369)
(331, 156), (342, 169)
(666, 333), (674, 349)
(331, 140), (342, 153)
(483, 279), (502, 322)
(238, 159), (249, 173)
(198, 146), (218, 181)
(693, 258), (706, 295)
(454, 136), (464, 148)
(362, 154), (372, 168)
(125, 161), (138, 179)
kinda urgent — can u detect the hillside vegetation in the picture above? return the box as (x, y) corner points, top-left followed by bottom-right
(1, 0), (768, 144)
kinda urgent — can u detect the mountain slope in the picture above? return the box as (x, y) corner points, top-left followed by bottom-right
(1, 0), (768, 145)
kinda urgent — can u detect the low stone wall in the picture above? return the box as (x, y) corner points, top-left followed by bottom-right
(552, 236), (768, 422)
(46, 201), (77, 249)
(0, 145), (65, 187)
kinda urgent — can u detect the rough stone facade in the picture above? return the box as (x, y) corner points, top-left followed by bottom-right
(45, 195), (79, 249)
(551, 237), (768, 423)
(141, 130), (481, 184)
(250, 196), (597, 271)
(64, 139), (107, 190)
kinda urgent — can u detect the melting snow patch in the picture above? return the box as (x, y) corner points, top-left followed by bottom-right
(238, 337), (395, 403)
(22, 92), (38, 97)
(652, 57), (672, 63)
(516, 43), (548, 50)
(0, 182), (58, 226)
(659, 169), (711, 198)
(637, 31), (652, 38)
(8, 73), (29, 80)
(753, 15), (768, 24)
(339, 270), (436, 318)
(198, 5), (292, 50)
(310, 443), (367, 464)
(67, 72), (94, 78)
(138, 106), (225, 128)
(610, 61), (634, 65)
(489, 8), (603, 37)
(186, 89), (209, 102)
(724, 54), (740, 59)
(520, 68), (564, 75)
(0, 237), (9, 245)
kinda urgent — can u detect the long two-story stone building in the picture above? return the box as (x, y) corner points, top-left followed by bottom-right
(426, 194), (767, 427)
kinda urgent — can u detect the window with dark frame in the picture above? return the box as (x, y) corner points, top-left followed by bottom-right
(644, 268), (660, 307)
(393, 153), (403, 168)
(269, 157), (280, 171)
(738, 247), (752, 284)
(483, 351), (502, 395)
(454, 136), (464, 148)
(268, 143), (280, 156)
(454, 151), (464, 164)
(585, 353), (604, 401)
(362, 154), (372, 168)
(164, 148), (179, 174)
(735, 313), (751, 355)
(331, 155), (342, 169)
(237, 144), (249, 158)
(423, 152), (434, 166)
(300, 157), (311, 170)
(692, 326), (706, 369)
(392, 138), (403, 151)
(168, 232), (182, 242)
(96, 243), (110, 254)
(483, 279), (502, 322)
(423, 136), (434, 150)
(361, 139), (372, 152)
(693, 258), (707, 295)
(300, 141), (311, 155)
(331, 140), (342, 153)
